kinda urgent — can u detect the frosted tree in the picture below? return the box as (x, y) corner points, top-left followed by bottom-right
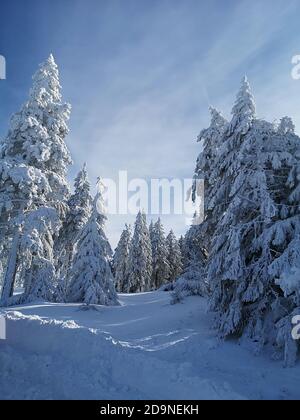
(256, 118), (300, 365)
(207, 78), (262, 336)
(55, 164), (92, 301)
(192, 107), (228, 253)
(172, 78), (254, 304)
(127, 211), (152, 293)
(166, 230), (183, 282)
(208, 77), (255, 243)
(151, 218), (170, 289)
(1, 54), (71, 213)
(0, 54), (71, 305)
(270, 118), (300, 291)
(247, 119), (300, 366)
(149, 219), (155, 269)
(171, 216), (208, 304)
(0, 208), (61, 305)
(113, 224), (132, 293)
(172, 107), (228, 303)
(229, 76), (256, 135)
(178, 236), (186, 267)
(149, 220), (155, 244)
(207, 83), (300, 364)
(149, 219), (156, 272)
(67, 179), (118, 306)
(208, 119), (276, 338)
(19, 208), (61, 304)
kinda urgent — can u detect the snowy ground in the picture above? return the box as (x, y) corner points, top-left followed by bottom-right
(0, 291), (299, 400)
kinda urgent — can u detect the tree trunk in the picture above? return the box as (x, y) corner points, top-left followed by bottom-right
(0, 232), (20, 306)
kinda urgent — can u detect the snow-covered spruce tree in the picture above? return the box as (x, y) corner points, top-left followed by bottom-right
(250, 117), (300, 365)
(171, 215), (208, 304)
(55, 163), (92, 301)
(174, 78), (252, 305)
(113, 224), (132, 293)
(192, 106), (228, 253)
(208, 82), (300, 364)
(151, 218), (170, 289)
(149, 219), (156, 274)
(249, 119), (300, 366)
(67, 179), (118, 306)
(203, 78), (253, 236)
(270, 120), (300, 299)
(149, 219), (155, 268)
(208, 119), (275, 339)
(207, 77), (260, 335)
(0, 54), (72, 306)
(149, 220), (155, 245)
(178, 235), (187, 268)
(17, 208), (61, 304)
(166, 230), (183, 283)
(127, 211), (152, 293)
(171, 107), (228, 303)
(207, 77), (255, 247)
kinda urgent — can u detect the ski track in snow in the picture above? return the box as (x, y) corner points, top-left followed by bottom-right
(0, 291), (299, 400)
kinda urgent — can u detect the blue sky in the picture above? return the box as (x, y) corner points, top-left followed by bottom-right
(1, 0), (300, 247)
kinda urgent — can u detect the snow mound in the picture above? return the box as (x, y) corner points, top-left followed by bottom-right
(0, 311), (245, 400)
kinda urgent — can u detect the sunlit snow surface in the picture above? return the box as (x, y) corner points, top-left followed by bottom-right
(0, 292), (299, 400)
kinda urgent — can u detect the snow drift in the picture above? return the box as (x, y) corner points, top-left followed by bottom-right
(0, 308), (246, 400)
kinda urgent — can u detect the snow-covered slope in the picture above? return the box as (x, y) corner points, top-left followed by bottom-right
(0, 292), (299, 400)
